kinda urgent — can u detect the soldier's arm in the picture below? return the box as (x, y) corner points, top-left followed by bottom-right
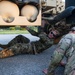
(47, 38), (71, 75)
(25, 26), (39, 36)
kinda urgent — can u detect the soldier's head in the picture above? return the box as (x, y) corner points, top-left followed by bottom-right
(70, 27), (75, 33)
(48, 20), (71, 39)
(48, 27), (60, 39)
(71, 27), (75, 31)
(48, 24), (71, 39)
(48, 28), (60, 39)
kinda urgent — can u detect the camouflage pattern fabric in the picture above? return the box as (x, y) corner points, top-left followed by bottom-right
(0, 35), (30, 48)
(47, 33), (75, 75)
(0, 27), (53, 58)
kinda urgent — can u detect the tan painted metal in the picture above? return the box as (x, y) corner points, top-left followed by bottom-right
(0, 1), (41, 26)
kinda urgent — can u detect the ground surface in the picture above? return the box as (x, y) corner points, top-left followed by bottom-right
(0, 34), (64, 75)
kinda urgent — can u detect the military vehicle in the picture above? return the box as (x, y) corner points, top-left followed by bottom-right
(41, 0), (75, 37)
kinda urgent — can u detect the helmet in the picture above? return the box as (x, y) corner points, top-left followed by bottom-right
(71, 27), (75, 31)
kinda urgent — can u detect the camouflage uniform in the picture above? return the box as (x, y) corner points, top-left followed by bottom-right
(47, 33), (75, 75)
(0, 27), (53, 58)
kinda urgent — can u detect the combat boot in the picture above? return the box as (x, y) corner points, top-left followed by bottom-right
(0, 49), (14, 58)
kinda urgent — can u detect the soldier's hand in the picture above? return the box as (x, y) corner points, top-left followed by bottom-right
(43, 69), (54, 75)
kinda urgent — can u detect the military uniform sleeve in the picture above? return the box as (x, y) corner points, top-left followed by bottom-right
(25, 26), (38, 36)
(47, 38), (72, 75)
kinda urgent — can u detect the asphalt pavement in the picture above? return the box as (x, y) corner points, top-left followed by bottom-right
(0, 34), (64, 75)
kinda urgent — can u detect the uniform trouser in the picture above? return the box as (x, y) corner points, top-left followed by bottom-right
(65, 70), (75, 75)
(0, 35), (30, 58)
(8, 35), (30, 46)
(0, 35), (30, 48)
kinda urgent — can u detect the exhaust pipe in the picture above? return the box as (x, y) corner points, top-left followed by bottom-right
(43, 6), (75, 24)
